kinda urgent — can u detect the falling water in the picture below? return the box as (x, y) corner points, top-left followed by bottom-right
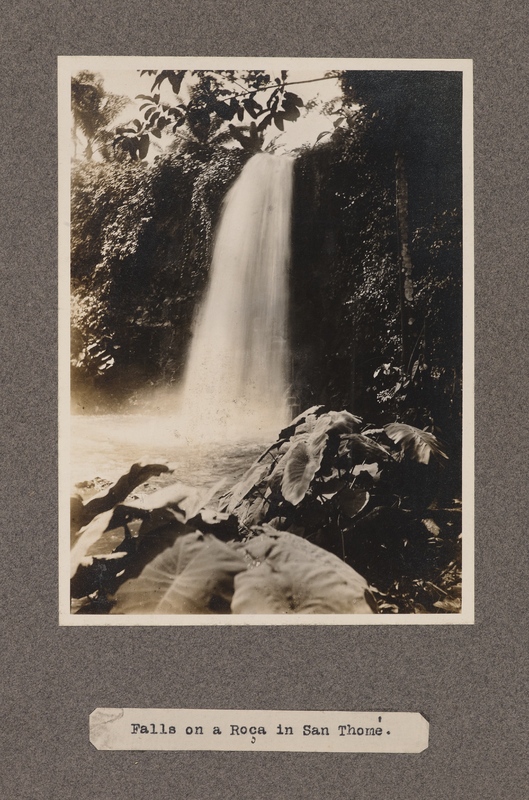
(179, 153), (294, 440)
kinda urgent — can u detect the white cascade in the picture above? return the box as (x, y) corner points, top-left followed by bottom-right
(179, 153), (294, 440)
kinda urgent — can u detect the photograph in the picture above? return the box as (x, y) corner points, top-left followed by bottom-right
(59, 57), (473, 624)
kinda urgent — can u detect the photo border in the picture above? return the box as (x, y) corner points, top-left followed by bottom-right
(58, 56), (474, 626)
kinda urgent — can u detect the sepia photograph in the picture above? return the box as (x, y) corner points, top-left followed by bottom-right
(59, 57), (473, 624)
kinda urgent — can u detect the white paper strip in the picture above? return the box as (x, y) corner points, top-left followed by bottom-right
(90, 708), (428, 753)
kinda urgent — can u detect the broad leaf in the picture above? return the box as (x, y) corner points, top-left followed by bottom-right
(273, 112), (285, 131)
(125, 479), (224, 522)
(352, 463), (381, 481)
(384, 423), (448, 464)
(338, 433), (391, 464)
(167, 70), (186, 95)
(239, 496), (267, 528)
(324, 410), (363, 432)
(336, 487), (370, 518)
(111, 532), (246, 614)
(186, 508), (238, 538)
(278, 405), (325, 439)
(70, 510), (115, 578)
(221, 460), (272, 513)
(433, 596), (461, 613)
(138, 133), (150, 159)
(231, 529), (376, 614)
(281, 440), (319, 505)
(313, 476), (346, 499)
(284, 91), (304, 107)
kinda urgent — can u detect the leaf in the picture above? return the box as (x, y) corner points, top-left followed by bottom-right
(111, 533), (247, 614)
(72, 505), (192, 602)
(273, 113), (285, 131)
(243, 97), (263, 119)
(279, 411), (363, 505)
(221, 460), (273, 513)
(433, 596), (461, 613)
(336, 487), (369, 518)
(316, 131), (331, 142)
(71, 551), (128, 600)
(305, 411), (361, 467)
(167, 70), (186, 95)
(278, 405), (325, 439)
(133, 506), (186, 537)
(256, 113), (273, 133)
(151, 72), (167, 91)
(281, 440), (319, 505)
(125, 479), (225, 523)
(138, 133), (150, 159)
(313, 476), (346, 499)
(70, 510), (115, 578)
(323, 410), (363, 433)
(352, 463), (381, 481)
(338, 433), (391, 464)
(186, 508), (238, 538)
(214, 100), (236, 121)
(293, 415), (320, 435)
(384, 423), (448, 464)
(239, 496), (267, 528)
(284, 91), (303, 107)
(281, 102), (300, 122)
(231, 529), (376, 614)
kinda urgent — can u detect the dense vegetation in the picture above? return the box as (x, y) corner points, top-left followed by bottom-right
(71, 407), (461, 615)
(69, 69), (464, 614)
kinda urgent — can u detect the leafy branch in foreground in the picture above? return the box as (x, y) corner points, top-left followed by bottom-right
(113, 70), (339, 159)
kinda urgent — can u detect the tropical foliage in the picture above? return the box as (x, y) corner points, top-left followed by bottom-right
(112, 69), (320, 159)
(70, 408), (461, 615)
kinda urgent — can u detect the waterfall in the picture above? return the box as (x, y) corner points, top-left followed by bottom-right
(179, 153), (294, 440)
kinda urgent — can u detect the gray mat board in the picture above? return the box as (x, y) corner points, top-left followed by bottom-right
(1, 1), (528, 798)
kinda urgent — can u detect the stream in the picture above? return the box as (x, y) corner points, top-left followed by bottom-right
(70, 413), (269, 493)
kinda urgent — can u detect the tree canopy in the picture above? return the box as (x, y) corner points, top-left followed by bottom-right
(110, 69), (343, 158)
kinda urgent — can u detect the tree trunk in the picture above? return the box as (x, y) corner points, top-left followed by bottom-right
(395, 150), (415, 370)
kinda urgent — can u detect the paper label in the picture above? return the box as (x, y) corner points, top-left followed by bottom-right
(90, 708), (428, 753)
